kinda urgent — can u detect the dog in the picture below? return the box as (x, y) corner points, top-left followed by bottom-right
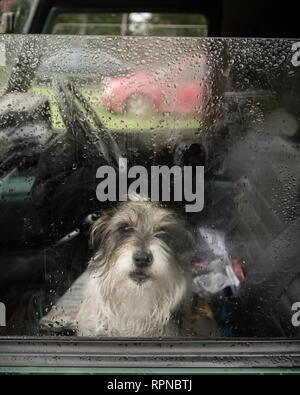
(76, 196), (196, 337)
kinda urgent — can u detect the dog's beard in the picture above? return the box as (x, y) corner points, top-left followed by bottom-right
(77, 240), (187, 337)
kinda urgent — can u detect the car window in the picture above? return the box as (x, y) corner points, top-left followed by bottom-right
(46, 11), (208, 37)
(0, 34), (300, 340)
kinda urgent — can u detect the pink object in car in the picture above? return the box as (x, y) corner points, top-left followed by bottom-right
(101, 55), (208, 115)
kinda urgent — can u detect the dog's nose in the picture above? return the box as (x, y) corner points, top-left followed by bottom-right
(133, 250), (153, 268)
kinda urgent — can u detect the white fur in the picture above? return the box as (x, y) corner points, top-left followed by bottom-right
(76, 240), (187, 337)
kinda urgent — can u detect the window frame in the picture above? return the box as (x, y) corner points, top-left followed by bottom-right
(1, 338), (300, 369)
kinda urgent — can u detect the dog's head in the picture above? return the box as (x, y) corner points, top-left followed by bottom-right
(89, 199), (195, 297)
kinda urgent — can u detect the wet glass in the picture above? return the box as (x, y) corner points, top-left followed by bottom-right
(0, 35), (299, 338)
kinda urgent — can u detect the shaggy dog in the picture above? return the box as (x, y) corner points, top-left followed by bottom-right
(76, 198), (195, 337)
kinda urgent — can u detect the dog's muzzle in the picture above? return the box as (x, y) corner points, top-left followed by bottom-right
(133, 249), (153, 268)
(130, 249), (153, 284)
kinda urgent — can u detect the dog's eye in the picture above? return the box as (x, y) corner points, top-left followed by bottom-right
(119, 224), (132, 233)
(157, 226), (169, 233)
(155, 226), (169, 236)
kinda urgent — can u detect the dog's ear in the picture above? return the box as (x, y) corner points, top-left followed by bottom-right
(90, 211), (112, 250)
